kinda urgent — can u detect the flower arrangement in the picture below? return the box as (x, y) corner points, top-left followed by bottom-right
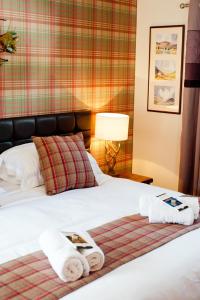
(0, 19), (18, 65)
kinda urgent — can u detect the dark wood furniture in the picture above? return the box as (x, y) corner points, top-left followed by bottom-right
(118, 172), (153, 184)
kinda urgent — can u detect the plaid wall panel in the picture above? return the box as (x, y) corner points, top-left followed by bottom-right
(0, 0), (136, 171)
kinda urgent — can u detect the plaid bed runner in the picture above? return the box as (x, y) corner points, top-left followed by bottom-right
(1, 214), (200, 300)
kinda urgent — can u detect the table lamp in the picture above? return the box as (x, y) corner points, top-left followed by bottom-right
(95, 113), (129, 175)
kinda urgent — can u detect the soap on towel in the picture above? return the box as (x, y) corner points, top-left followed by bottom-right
(39, 230), (90, 282)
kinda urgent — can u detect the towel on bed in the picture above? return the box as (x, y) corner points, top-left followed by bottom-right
(76, 231), (105, 272)
(39, 230), (90, 282)
(178, 196), (200, 220)
(148, 199), (194, 225)
(140, 194), (199, 218)
(139, 194), (198, 225)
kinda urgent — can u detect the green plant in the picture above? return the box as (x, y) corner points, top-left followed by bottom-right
(0, 18), (18, 65)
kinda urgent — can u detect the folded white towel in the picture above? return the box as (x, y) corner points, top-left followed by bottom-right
(177, 196), (199, 220)
(39, 230), (90, 282)
(139, 193), (199, 221)
(77, 231), (105, 272)
(148, 199), (194, 226)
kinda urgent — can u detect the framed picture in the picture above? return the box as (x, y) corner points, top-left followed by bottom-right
(147, 25), (185, 114)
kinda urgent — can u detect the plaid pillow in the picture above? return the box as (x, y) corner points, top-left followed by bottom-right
(33, 133), (97, 195)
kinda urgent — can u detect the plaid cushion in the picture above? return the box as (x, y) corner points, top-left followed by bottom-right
(33, 133), (97, 195)
(1, 214), (200, 300)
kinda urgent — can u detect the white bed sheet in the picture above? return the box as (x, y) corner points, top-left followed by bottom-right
(1, 174), (200, 300)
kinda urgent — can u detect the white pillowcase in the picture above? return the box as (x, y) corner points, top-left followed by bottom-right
(87, 151), (103, 176)
(0, 143), (44, 190)
(0, 143), (103, 190)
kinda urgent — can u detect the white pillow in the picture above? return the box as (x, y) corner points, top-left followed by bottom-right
(0, 143), (103, 190)
(87, 152), (103, 176)
(0, 143), (44, 190)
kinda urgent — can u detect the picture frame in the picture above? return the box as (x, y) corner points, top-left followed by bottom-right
(147, 25), (185, 114)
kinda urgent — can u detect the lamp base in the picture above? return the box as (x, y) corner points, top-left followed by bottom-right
(107, 170), (120, 177)
(105, 141), (120, 175)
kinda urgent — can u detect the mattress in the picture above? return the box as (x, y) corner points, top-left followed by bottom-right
(1, 174), (200, 300)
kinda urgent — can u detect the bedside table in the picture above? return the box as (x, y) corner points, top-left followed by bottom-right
(118, 172), (153, 184)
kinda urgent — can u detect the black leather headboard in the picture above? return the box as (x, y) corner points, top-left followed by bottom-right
(0, 111), (91, 154)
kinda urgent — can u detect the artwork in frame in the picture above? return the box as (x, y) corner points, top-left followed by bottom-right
(147, 25), (185, 114)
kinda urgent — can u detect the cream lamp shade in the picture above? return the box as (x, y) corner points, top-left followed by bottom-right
(95, 113), (129, 141)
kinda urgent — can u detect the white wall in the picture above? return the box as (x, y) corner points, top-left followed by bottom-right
(133, 0), (188, 190)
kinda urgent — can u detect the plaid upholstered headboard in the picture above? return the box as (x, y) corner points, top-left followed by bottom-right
(0, 111), (91, 154)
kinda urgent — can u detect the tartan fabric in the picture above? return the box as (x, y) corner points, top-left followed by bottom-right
(33, 133), (97, 195)
(0, 0), (136, 173)
(1, 214), (200, 300)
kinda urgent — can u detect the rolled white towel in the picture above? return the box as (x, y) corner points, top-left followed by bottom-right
(48, 247), (84, 282)
(39, 230), (90, 282)
(149, 199), (194, 226)
(177, 196), (199, 220)
(77, 231), (105, 272)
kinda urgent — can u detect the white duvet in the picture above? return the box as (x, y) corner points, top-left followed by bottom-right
(1, 174), (200, 300)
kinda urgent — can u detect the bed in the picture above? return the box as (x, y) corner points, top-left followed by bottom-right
(0, 111), (200, 300)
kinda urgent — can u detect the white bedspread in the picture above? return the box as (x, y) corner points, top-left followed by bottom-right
(1, 175), (200, 300)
